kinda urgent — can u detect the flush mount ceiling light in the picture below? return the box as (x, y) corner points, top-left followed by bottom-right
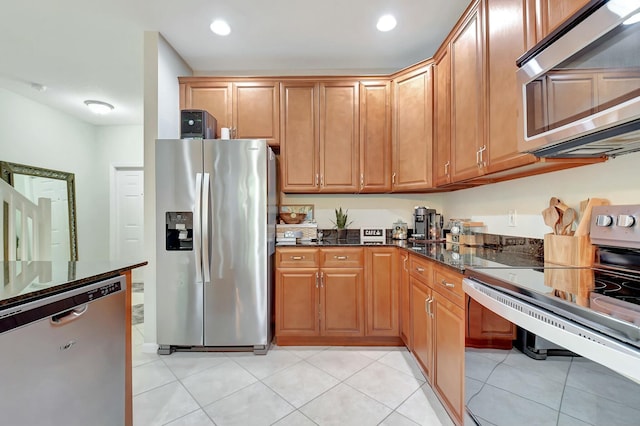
(210, 19), (231, 36)
(376, 14), (397, 32)
(84, 100), (114, 114)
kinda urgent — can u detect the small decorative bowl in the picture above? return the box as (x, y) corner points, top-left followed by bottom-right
(279, 212), (307, 224)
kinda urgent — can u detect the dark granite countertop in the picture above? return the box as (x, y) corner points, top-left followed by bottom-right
(0, 260), (148, 309)
(276, 237), (545, 272)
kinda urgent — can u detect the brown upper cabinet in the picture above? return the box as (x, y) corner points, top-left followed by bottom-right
(180, 78), (280, 147)
(526, 0), (591, 48)
(360, 81), (392, 193)
(433, 45), (452, 187)
(280, 81), (360, 193)
(392, 65), (434, 191)
(179, 0), (605, 194)
(450, 2), (486, 182)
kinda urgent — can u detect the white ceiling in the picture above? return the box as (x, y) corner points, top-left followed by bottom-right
(0, 0), (470, 126)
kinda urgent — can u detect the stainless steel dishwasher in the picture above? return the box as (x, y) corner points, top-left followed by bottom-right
(0, 275), (125, 426)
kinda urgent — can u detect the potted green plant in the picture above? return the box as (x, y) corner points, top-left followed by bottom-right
(332, 207), (352, 240)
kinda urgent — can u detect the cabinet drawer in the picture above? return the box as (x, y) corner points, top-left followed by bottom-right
(320, 248), (364, 268)
(409, 254), (432, 281)
(434, 266), (464, 306)
(276, 248), (319, 268)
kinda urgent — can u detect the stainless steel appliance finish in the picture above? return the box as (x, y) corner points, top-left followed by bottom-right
(156, 139), (276, 354)
(0, 276), (125, 426)
(413, 206), (436, 239)
(517, 0), (640, 158)
(463, 204), (640, 425)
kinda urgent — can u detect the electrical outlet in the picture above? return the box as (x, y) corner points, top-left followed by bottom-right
(508, 209), (517, 227)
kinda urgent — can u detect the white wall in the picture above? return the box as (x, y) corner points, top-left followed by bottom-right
(282, 193), (444, 229)
(441, 153), (640, 238)
(143, 32), (192, 346)
(0, 88), (141, 260)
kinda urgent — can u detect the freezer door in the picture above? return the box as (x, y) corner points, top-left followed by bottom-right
(156, 139), (204, 346)
(203, 139), (273, 347)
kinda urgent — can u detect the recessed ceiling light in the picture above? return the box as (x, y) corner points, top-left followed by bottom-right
(84, 100), (114, 114)
(210, 19), (231, 36)
(377, 14), (397, 32)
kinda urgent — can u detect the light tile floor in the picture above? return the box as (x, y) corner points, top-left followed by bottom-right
(132, 324), (454, 426)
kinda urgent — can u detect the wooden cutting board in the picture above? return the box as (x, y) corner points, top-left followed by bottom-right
(574, 198), (610, 236)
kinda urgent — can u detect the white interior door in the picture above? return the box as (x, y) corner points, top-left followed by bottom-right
(113, 168), (144, 282)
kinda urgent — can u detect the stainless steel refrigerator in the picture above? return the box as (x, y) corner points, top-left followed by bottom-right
(155, 138), (276, 355)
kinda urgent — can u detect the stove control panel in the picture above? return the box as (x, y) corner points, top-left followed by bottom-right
(591, 205), (640, 249)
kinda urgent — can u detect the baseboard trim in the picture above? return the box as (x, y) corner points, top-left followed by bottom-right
(142, 342), (159, 354)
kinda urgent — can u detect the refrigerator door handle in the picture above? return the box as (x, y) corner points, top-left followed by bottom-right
(194, 172), (203, 283)
(202, 172), (211, 283)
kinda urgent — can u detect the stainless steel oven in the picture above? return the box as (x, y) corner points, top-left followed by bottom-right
(463, 205), (640, 425)
(517, 0), (640, 157)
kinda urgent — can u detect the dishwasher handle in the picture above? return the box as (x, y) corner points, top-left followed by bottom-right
(50, 305), (88, 326)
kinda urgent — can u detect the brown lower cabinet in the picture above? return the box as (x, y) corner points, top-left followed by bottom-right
(409, 254), (465, 426)
(275, 247), (402, 345)
(276, 246), (514, 426)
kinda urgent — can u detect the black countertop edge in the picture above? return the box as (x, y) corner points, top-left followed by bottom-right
(0, 260), (148, 310)
(276, 240), (544, 273)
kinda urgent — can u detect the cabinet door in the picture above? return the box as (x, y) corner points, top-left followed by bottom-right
(320, 268), (364, 336)
(319, 82), (360, 193)
(410, 277), (432, 380)
(485, 0), (536, 173)
(433, 46), (452, 186)
(400, 253), (411, 347)
(392, 66), (434, 191)
(432, 291), (465, 425)
(233, 82), (280, 146)
(184, 82), (232, 138)
(540, 0), (589, 38)
(451, 3), (485, 181)
(360, 81), (392, 193)
(466, 296), (516, 349)
(365, 248), (398, 337)
(280, 82), (319, 192)
(275, 268), (319, 336)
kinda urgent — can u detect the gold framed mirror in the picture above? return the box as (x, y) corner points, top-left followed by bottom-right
(1, 161), (78, 261)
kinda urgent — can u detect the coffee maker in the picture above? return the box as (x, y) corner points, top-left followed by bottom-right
(413, 206), (435, 239)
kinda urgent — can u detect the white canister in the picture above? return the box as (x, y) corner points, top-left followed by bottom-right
(220, 127), (230, 139)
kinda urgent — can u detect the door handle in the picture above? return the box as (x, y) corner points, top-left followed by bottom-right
(315, 174), (319, 186)
(291, 256), (305, 260)
(444, 161), (450, 176)
(360, 173), (364, 189)
(320, 271), (324, 288)
(416, 266), (425, 273)
(428, 298), (434, 318)
(425, 297), (431, 315)
(441, 279), (455, 288)
(51, 305), (88, 326)
(334, 256), (348, 260)
(403, 256), (408, 271)
(316, 271), (319, 288)
(194, 172), (203, 283)
(202, 172), (211, 284)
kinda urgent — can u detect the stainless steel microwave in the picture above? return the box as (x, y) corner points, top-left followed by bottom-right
(517, 0), (640, 158)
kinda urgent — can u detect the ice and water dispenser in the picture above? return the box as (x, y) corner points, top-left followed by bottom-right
(165, 212), (193, 250)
